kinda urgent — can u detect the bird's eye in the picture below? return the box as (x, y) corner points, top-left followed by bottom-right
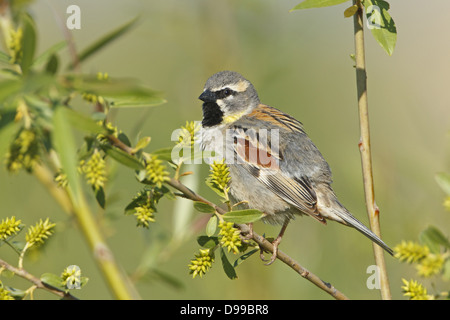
(216, 88), (235, 99)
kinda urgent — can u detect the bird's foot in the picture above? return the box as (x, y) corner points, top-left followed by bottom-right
(260, 217), (290, 266)
(263, 236), (281, 266)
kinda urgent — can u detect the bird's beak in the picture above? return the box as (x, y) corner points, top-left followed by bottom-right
(198, 90), (215, 102)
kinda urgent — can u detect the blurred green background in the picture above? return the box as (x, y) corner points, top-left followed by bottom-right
(1, 0), (449, 299)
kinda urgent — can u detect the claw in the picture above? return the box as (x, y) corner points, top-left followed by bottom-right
(264, 238), (281, 265)
(259, 248), (268, 262)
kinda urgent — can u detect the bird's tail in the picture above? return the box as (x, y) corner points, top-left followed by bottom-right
(317, 185), (393, 256)
(334, 206), (393, 256)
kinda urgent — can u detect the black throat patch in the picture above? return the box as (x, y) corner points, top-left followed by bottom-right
(202, 102), (224, 127)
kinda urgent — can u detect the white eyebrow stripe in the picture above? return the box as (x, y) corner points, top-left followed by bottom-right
(211, 80), (250, 93)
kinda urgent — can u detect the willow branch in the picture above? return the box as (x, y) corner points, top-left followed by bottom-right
(352, 0), (391, 299)
(166, 177), (349, 300)
(107, 134), (135, 154)
(0, 258), (78, 300)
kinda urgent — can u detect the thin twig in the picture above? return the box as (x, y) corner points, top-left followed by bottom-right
(0, 258), (78, 300)
(352, 0), (391, 299)
(107, 134), (135, 155)
(45, 0), (80, 72)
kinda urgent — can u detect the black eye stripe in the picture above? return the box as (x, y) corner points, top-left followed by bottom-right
(214, 87), (236, 99)
(202, 101), (224, 127)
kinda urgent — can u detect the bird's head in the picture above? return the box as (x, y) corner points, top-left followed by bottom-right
(199, 71), (260, 127)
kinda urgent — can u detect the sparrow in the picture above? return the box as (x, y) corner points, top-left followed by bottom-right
(199, 70), (393, 264)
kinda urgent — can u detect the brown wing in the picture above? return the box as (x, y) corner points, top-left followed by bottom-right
(232, 126), (326, 224)
(247, 104), (305, 133)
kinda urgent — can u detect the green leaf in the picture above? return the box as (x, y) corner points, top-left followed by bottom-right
(0, 74), (56, 105)
(291, 0), (350, 11)
(67, 74), (165, 108)
(171, 143), (204, 165)
(435, 172), (450, 195)
(364, 0), (397, 56)
(159, 184), (176, 200)
(144, 269), (184, 290)
(443, 259), (450, 281)
(0, 80), (22, 102)
(4, 286), (27, 300)
(91, 112), (107, 122)
(24, 95), (53, 128)
(197, 235), (219, 249)
(133, 137), (151, 152)
(222, 209), (264, 224)
(205, 215), (218, 237)
(135, 169), (147, 183)
(117, 132), (132, 148)
(45, 54), (59, 75)
(40, 273), (66, 291)
(95, 186), (106, 209)
(103, 145), (144, 170)
(0, 68), (21, 79)
(109, 94), (166, 108)
(124, 197), (140, 216)
(52, 106), (83, 204)
(0, 239), (25, 253)
(233, 249), (259, 268)
(419, 226), (450, 254)
(344, 4), (358, 17)
(205, 176), (225, 198)
(0, 111), (19, 159)
(220, 248), (237, 280)
(0, 51), (10, 64)
(0, 73), (56, 104)
(79, 276), (89, 289)
(20, 13), (37, 74)
(61, 107), (106, 134)
(151, 147), (174, 162)
(31, 41), (66, 67)
(193, 201), (216, 214)
(69, 17), (139, 69)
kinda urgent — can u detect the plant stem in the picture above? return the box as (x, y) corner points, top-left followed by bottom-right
(0, 258), (78, 300)
(17, 242), (30, 270)
(33, 163), (137, 300)
(352, 0), (391, 300)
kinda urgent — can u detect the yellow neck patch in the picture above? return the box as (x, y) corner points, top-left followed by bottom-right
(223, 110), (248, 124)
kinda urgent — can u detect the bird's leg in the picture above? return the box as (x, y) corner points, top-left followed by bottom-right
(241, 222), (254, 240)
(264, 217), (290, 266)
